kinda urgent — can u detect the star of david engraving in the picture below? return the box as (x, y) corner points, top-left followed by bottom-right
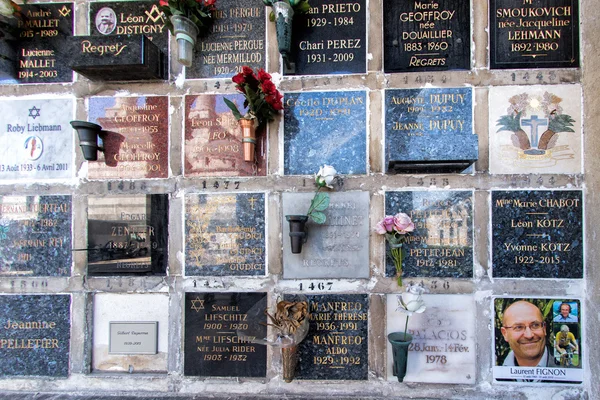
(28, 106), (41, 119)
(58, 5), (71, 17)
(190, 298), (205, 312)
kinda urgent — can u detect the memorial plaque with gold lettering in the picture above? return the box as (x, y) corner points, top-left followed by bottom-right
(383, 0), (470, 72)
(4, 3), (74, 84)
(284, 91), (367, 175)
(385, 191), (473, 278)
(184, 292), (267, 377)
(490, 0), (579, 69)
(87, 194), (168, 276)
(90, 1), (168, 54)
(387, 294), (476, 383)
(186, 0), (266, 79)
(283, 192), (369, 279)
(288, 0), (366, 75)
(87, 96), (168, 179)
(0, 295), (71, 377)
(185, 193), (265, 276)
(0, 98), (74, 181)
(0, 195), (71, 277)
(293, 294), (368, 380)
(385, 88), (477, 173)
(492, 190), (582, 278)
(184, 94), (266, 176)
(489, 85), (582, 175)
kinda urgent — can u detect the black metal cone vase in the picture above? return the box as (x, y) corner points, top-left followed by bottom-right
(286, 215), (308, 254)
(70, 120), (103, 161)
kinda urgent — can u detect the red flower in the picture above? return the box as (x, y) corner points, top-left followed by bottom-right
(159, 0), (169, 6)
(232, 72), (245, 85)
(242, 66), (254, 76)
(266, 93), (283, 111)
(204, 0), (216, 5)
(261, 80), (277, 95)
(257, 69), (271, 82)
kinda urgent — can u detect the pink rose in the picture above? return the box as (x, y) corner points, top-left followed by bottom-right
(375, 216), (395, 234)
(393, 213), (414, 234)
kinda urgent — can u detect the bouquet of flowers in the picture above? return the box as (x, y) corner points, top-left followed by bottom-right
(375, 212), (415, 286)
(159, 0), (216, 35)
(224, 67), (283, 129)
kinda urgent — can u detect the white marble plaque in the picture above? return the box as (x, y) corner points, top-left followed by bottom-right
(489, 85), (582, 175)
(0, 98), (74, 180)
(282, 192), (369, 279)
(93, 293), (169, 372)
(386, 294), (476, 384)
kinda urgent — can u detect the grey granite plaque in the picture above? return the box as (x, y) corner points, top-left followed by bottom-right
(490, 0), (579, 69)
(282, 192), (369, 279)
(186, 0), (266, 79)
(385, 88), (477, 173)
(294, 294), (368, 380)
(0, 295), (71, 377)
(383, 0), (470, 72)
(387, 294), (476, 384)
(0, 98), (74, 180)
(284, 91), (367, 175)
(4, 3), (74, 84)
(385, 191), (473, 278)
(185, 193), (266, 276)
(491, 190), (583, 279)
(0, 195), (72, 277)
(288, 0), (367, 75)
(184, 292), (267, 377)
(87, 194), (168, 276)
(109, 321), (158, 354)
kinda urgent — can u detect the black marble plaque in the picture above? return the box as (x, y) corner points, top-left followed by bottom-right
(385, 88), (477, 173)
(0, 195), (71, 277)
(383, 0), (470, 73)
(87, 194), (168, 276)
(187, 0), (266, 79)
(492, 190), (583, 278)
(294, 294), (368, 380)
(184, 292), (267, 377)
(287, 0), (366, 75)
(7, 3), (74, 84)
(185, 193), (266, 276)
(490, 0), (579, 69)
(385, 191), (473, 278)
(68, 35), (164, 81)
(0, 295), (71, 377)
(90, 1), (168, 54)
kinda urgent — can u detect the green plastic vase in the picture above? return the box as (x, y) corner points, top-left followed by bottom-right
(387, 332), (412, 382)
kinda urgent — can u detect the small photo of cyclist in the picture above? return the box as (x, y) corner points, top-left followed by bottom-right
(552, 300), (580, 368)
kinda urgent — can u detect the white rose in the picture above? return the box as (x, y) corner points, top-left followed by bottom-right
(397, 284), (427, 315)
(315, 164), (336, 188)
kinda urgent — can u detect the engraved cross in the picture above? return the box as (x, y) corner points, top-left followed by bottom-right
(521, 115), (548, 148)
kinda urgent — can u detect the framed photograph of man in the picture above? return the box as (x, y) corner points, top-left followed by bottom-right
(493, 297), (583, 384)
